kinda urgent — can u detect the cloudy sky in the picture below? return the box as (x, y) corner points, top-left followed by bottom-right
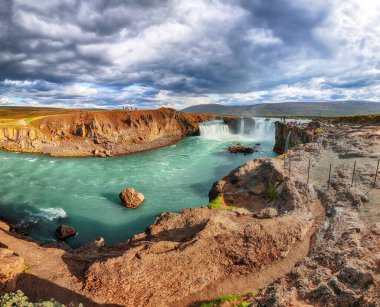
(0, 0), (379, 109)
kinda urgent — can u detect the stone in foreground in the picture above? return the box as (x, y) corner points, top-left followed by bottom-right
(119, 188), (145, 208)
(55, 224), (76, 240)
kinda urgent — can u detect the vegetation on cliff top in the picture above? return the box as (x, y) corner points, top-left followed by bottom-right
(200, 290), (258, 307)
(0, 290), (74, 307)
(208, 195), (235, 210)
(0, 106), (73, 128)
(267, 183), (278, 200)
(182, 101), (380, 117)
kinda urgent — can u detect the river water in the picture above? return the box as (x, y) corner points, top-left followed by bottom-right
(0, 119), (278, 247)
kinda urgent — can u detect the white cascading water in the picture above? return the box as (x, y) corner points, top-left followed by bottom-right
(199, 118), (275, 142)
(239, 117), (245, 135)
(199, 120), (231, 140)
(249, 118), (276, 141)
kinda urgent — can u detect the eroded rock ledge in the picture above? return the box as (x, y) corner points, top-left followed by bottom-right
(273, 121), (315, 154)
(0, 108), (216, 157)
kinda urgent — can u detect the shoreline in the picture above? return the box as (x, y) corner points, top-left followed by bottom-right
(0, 107), (218, 158)
(0, 133), (185, 158)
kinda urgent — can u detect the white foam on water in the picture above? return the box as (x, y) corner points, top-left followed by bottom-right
(38, 207), (67, 221)
(73, 194), (107, 200)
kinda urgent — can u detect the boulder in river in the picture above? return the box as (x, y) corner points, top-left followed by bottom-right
(227, 144), (255, 154)
(119, 188), (145, 208)
(55, 224), (76, 240)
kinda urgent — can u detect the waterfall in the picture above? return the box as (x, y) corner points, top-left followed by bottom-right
(285, 131), (292, 152)
(239, 117), (245, 135)
(199, 118), (276, 142)
(249, 118), (276, 142)
(199, 121), (231, 140)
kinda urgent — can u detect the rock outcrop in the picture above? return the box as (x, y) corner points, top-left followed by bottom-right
(55, 225), (76, 240)
(119, 188), (145, 208)
(0, 247), (24, 292)
(227, 144), (255, 154)
(227, 117), (255, 134)
(0, 108), (216, 157)
(273, 121), (314, 154)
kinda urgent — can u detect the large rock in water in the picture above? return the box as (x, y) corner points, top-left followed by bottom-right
(55, 224), (76, 240)
(227, 144), (255, 154)
(119, 188), (145, 208)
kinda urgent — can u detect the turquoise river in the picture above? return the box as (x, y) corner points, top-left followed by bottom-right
(0, 120), (278, 247)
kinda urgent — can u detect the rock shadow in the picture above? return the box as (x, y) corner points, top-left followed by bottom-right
(100, 192), (121, 206)
(16, 273), (122, 307)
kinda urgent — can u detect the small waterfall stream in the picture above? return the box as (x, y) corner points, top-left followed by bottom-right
(239, 117), (245, 135)
(285, 131), (292, 153)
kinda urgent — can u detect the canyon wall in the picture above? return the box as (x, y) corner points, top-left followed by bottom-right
(0, 108), (215, 157)
(273, 121), (314, 154)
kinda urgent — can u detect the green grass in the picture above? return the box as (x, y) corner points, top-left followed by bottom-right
(0, 106), (73, 128)
(315, 127), (323, 134)
(329, 113), (380, 125)
(208, 196), (224, 209)
(0, 290), (71, 306)
(182, 102), (380, 118)
(200, 290), (258, 307)
(22, 265), (30, 273)
(208, 195), (236, 210)
(200, 294), (243, 307)
(267, 183), (278, 200)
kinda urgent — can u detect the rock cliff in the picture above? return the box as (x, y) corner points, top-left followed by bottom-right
(0, 108), (215, 157)
(273, 121), (313, 154)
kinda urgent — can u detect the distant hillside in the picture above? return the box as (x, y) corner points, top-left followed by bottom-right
(181, 101), (380, 117)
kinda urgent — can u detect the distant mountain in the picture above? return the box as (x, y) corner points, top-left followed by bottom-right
(181, 101), (380, 117)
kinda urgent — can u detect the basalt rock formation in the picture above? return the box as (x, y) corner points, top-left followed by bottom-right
(0, 108), (215, 157)
(273, 121), (314, 154)
(227, 117), (255, 134)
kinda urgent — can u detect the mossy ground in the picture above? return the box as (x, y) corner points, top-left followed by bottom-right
(208, 195), (235, 210)
(200, 290), (258, 307)
(0, 106), (72, 128)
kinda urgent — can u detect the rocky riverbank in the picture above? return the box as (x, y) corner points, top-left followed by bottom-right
(0, 121), (379, 306)
(0, 108), (216, 157)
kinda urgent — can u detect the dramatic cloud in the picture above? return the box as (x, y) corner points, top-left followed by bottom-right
(0, 0), (379, 108)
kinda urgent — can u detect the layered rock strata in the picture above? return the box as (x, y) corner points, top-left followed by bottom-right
(0, 108), (215, 157)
